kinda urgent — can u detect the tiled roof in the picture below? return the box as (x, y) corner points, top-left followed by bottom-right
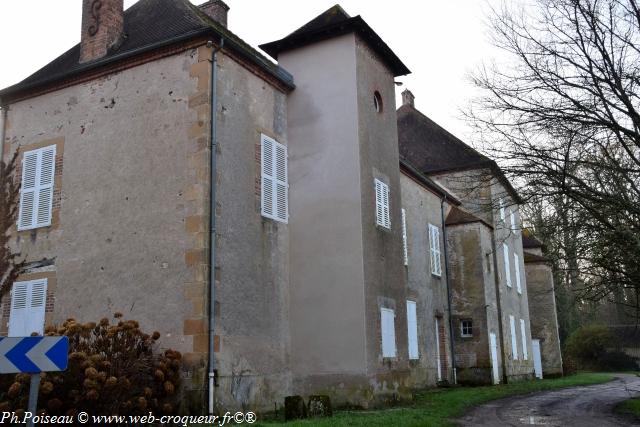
(0, 0), (294, 101)
(445, 205), (492, 229)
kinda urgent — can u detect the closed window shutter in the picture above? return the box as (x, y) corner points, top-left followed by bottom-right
(406, 301), (419, 359)
(261, 135), (288, 223)
(375, 179), (390, 229)
(514, 253), (522, 294)
(499, 198), (505, 222)
(381, 308), (396, 358)
(8, 280), (47, 337)
(520, 319), (528, 360)
(18, 146), (56, 230)
(429, 224), (442, 276)
(401, 208), (408, 265)
(503, 244), (512, 287)
(510, 315), (518, 359)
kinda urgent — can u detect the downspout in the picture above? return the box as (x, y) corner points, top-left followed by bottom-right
(207, 38), (224, 415)
(0, 105), (6, 162)
(440, 195), (457, 384)
(490, 232), (509, 384)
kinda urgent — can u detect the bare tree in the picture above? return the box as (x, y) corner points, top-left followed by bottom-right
(469, 0), (640, 321)
(0, 152), (25, 297)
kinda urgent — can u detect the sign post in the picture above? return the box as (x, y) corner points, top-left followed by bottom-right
(0, 336), (69, 427)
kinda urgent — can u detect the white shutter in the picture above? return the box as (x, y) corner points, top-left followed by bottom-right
(429, 224), (442, 276)
(261, 134), (288, 223)
(406, 301), (419, 359)
(510, 315), (518, 360)
(514, 253), (522, 294)
(503, 244), (512, 287)
(375, 179), (390, 229)
(510, 210), (516, 232)
(8, 280), (47, 337)
(520, 318), (528, 360)
(499, 198), (505, 222)
(401, 208), (408, 265)
(18, 146), (56, 230)
(381, 308), (396, 358)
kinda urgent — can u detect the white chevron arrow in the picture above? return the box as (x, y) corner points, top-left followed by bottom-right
(0, 338), (18, 372)
(26, 338), (60, 372)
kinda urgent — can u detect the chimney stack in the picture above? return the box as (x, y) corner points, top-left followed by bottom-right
(402, 89), (415, 108)
(199, 0), (230, 28)
(80, 0), (124, 63)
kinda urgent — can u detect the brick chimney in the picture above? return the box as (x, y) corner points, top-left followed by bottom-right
(402, 89), (415, 108)
(80, 0), (124, 63)
(199, 0), (230, 27)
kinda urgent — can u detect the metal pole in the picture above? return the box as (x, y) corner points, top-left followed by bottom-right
(27, 374), (40, 427)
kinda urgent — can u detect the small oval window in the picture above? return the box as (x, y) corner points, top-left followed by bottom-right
(374, 91), (383, 113)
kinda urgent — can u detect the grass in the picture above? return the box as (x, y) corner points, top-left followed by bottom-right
(615, 397), (640, 420)
(251, 373), (614, 427)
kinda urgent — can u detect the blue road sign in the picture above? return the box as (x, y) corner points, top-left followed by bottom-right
(0, 336), (68, 374)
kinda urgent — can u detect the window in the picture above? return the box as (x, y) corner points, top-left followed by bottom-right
(401, 208), (408, 265)
(499, 197), (505, 222)
(461, 319), (473, 337)
(375, 179), (390, 229)
(429, 224), (442, 276)
(510, 315), (518, 360)
(520, 318), (528, 360)
(510, 210), (517, 233)
(406, 301), (419, 360)
(381, 308), (396, 358)
(514, 253), (522, 294)
(261, 134), (288, 223)
(374, 91), (383, 113)
(18, 145), (56, 230)
(503, 243), (512, 287)
(8, 279), (47, 337)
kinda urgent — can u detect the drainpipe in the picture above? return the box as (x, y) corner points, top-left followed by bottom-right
(490, 232), (509, 384)
(0, 105), (6, 162)
(440, 195), (457, 384)
(207, 37), (224, 415)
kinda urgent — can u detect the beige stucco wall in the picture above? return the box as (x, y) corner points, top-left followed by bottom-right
(400, 173), (454, 386)
(2, 46), (292, 411)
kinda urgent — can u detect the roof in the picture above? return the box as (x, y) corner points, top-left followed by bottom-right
(400, 158), (461, 205)
(397, 103), (523, 204)
(445, 205), (493, 229)
(0, 0), (294, 102)
(259, 5), (410, 77)
(523, 252), (550, 264)
(522, 230), (545, 249)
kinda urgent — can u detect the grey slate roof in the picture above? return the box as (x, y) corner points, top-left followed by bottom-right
(259, 5), (410, 77)
(397, 103), (523, 204)
(445, 205), (493, 229)
(0, 0), (294, 101)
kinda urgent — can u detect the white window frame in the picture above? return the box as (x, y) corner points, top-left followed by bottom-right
(460, 319), (473, 337)
(260, 134), (288, 223)
(8, 279), (48, 337)
(18, 145), (56, 231)
(429, 223), (442, 277)
(514, 252), (522, 294)
(380, 308), (397, 358)
(406, 301), (419, 360)
(375, 179), (391, 229)
(503, 243), (512, 288)
(510, 315), (519, 360)
(401, 208), (408, 265)
(520, 318), (528, 360)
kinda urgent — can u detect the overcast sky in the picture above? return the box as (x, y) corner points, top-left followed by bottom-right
(0, 0), (504, 143)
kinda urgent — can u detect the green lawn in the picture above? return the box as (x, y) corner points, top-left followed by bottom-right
(253, 373), (614, 427)
(615, 397), (640, 420)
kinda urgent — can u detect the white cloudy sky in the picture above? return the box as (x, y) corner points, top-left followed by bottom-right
(0, 0), (506, 142)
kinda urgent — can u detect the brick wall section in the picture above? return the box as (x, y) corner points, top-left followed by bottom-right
(438, 317), (449, 374)
(79, 0), (124, 63)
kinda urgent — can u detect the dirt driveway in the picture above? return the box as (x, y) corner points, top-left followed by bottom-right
(459, 374), (640, 426)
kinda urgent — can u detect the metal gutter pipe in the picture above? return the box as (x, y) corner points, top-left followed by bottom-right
(208, 37), (224, 415)
(440, 195), (457, 384)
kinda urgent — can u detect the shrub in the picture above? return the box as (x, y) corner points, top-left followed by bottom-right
(564, 324), (638, 371)
(0, 313), (181, 415)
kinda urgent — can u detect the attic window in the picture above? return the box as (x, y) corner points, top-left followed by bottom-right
(374, 91), (383, 113)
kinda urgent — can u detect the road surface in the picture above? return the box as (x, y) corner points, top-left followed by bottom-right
(459, 374), (640, 426)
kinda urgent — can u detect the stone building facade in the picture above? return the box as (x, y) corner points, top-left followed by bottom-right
(0, 0), (560, 413)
